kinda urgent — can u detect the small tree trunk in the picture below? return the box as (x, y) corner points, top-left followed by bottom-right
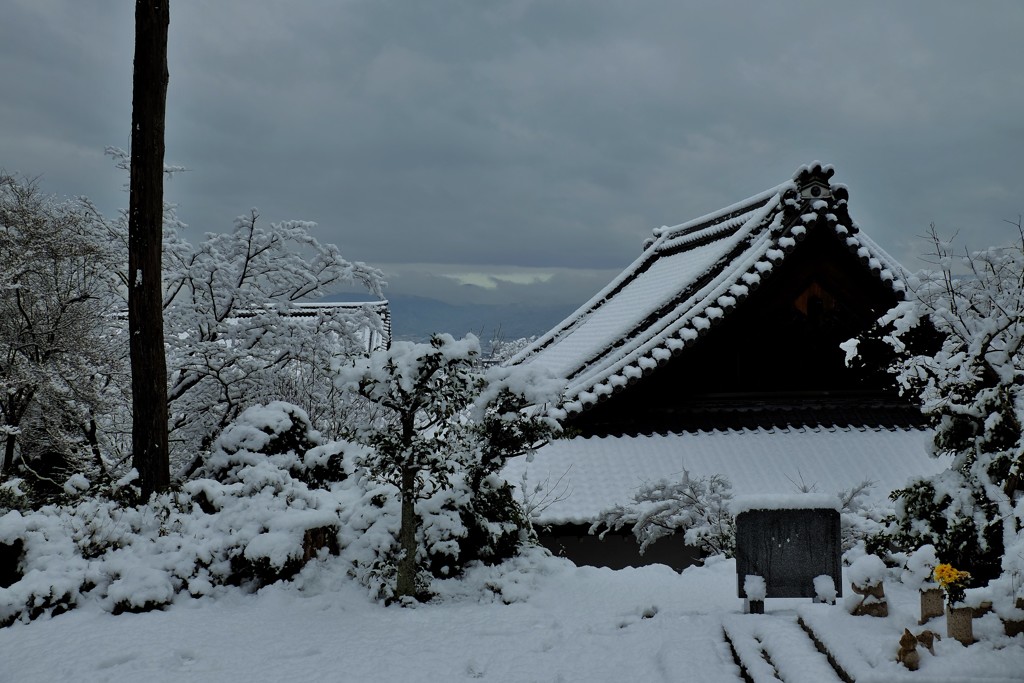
(2, 394), (29, 475)
(395, 463), (418, 600)
(128, 0), (170, 498)
(83, 419), (110, 484)
(2, 434), (16, 474)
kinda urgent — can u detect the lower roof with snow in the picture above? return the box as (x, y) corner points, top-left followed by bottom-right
(502, 427), (946, 525)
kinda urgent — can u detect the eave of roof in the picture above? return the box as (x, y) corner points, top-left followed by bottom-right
(508, 162), (909, 416)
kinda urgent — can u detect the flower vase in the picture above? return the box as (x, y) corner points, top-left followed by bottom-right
(920, 587), (944, 624)
(946, 603), (974, 645)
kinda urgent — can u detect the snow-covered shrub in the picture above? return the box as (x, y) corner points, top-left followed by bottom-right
(837, 481), (890, 553)
(900, 544), (939, 590)
(866, 471), (1003, 580)
(0, 478), (30, 515)
(330, 466), (530, 601)
(420, 473), (528, 578)
(198, 402), (353, 491)
(335, 334), (563, 600)
(589, 470), (735, 557)
(849, 228), (1024, 585)
(0, 409), (351, 625)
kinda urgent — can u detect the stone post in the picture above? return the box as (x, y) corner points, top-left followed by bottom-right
(946, 603), (974, 645)
(920, 586), (944, 624)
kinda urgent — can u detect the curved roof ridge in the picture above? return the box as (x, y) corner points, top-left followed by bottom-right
(658, 180), (794, 239)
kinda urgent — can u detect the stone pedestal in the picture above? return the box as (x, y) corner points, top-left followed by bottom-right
(946, 604), (974, 645)
(920, 587), (944, 624)
(851, 580), (888, 617)
(1003, 597), (1024, 637)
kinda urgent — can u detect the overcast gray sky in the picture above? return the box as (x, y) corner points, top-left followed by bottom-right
(2, 1), (1023, 306)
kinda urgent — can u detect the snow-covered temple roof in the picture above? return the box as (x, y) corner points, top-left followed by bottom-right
(289, 300), (391, 352)
(508, 163), (907, 418)
(503, 426), (945, 525)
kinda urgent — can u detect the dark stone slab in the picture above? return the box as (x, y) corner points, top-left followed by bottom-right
(735, 507), (841, 599)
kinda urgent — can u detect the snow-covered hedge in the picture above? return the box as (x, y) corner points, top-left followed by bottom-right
(0, 435), (345, 626)
(0, 401), (540, 623)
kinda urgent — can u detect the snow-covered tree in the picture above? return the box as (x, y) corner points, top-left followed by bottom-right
(335, 334), (563, 600)
(851, 225), (1024, 582)
(487, 335), (536, 365)
(0, 174), (122, 494)
(95, 149), (386, 479)
(159, 209), (385, 474)
(589, 470), (736, 557)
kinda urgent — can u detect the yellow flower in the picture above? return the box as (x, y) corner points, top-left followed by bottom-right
(933, 563), (968, 587)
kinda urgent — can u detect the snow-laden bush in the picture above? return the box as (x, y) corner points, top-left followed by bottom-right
(0, 403), (354, 625)
(0, 466), (342, 625)
(866, 471), (1003, 579)
(335, 453), (533, 602)
(837, 481), (890, 553)
(900, 544), (940, 591)
(198, 401), (354, 491)
(849, 228), (1024, 584)
(335, 334), (563, 600)
(0, 478), (30, 515)
(589, 470), (735, 557)
(0, 395), (559, 621)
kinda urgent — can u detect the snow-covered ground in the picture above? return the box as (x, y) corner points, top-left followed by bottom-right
(1, 548), (1021, 683)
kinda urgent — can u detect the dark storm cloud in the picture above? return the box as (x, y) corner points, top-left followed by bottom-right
(2, 1), (1023, 305)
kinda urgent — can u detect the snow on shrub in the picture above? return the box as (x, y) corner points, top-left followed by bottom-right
(0, 393), (560, 621)
(590, 470), (735, 557)
(0, 403), (353, 625)
(834, 481), (891, 553)
(0, 465), (344, 625)
(0, 478), (29, 514)
(848, 554), (887, 589)
(334, 334), (563, 601)
(198, 401), (353, 490)
(332, 464), (533, 602)
(900, 544), (939, 590)
(850, 231), (1024, 585)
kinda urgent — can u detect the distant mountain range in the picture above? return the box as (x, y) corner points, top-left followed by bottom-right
(384, 294), (575, 342)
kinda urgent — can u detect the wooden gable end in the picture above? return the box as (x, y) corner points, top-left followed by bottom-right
(567, 224), (919, 436)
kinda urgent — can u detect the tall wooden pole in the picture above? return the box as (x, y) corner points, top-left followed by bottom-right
(128, 0), (170, 497)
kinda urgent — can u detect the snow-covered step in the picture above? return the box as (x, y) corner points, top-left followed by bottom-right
(723, 614), (843, 683)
